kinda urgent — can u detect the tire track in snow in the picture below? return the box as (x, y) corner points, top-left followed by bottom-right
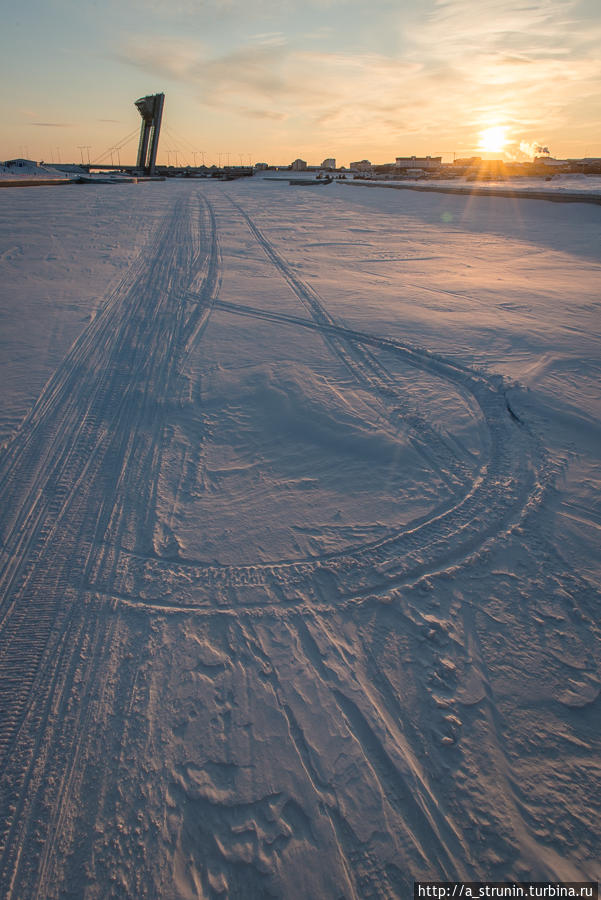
(229, 196), (474, 492)
(0, 191), (221, 897)
(292, 614), (470, 879)
(0, 185), (557, 899)
(241, 612), (474, 894)
(112, 195), (548, 613)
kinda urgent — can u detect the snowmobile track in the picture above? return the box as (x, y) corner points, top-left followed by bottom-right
(105, 195), (549, 613)
(0, 185), (574, 899)
(0, 193), (220, 888)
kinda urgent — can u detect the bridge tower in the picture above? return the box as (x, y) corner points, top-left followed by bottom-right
(134, 93), (164, 175)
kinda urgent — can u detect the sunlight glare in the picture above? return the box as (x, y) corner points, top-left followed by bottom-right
(478, 126), (509, 153)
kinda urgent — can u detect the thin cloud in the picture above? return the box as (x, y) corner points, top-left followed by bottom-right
(398, 0), (601, 143)
(116, 0), (353, 17)
(302, 27), (334, 39)
(31, 122), (72, 127)
(118, 0), (601, 158)
(232, 105), (286, 120)
(247, 32), (287, 46)
(121, 36), (209, 80)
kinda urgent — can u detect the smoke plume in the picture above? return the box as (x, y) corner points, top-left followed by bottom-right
(519, 141), (550, 159)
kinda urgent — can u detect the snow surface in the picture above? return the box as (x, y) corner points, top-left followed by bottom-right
(345, 173), (601, 197)
(0, 178), (600, 897)
(0, 160), (76, 180)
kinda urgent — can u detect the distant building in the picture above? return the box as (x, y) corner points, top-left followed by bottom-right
(321, 158), (336, 170)
(566, 158), (601, 173)
(395, 156), (441, 170)
(453, 157), (482, 167)
(350, 160), (373, 172)
(254, 163), (269, 170)
(3, 158), (38, 168)
(290, 158), (307, 171)
(534, 156), (566, 167)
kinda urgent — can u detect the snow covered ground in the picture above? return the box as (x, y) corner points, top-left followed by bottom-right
(345, 173), (601, 196)
(0, 160), (75, 182)
(0, 177), (599, 897)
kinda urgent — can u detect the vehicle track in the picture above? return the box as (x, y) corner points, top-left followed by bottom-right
(0, 191), (221, 896)
(229, 197), (475, 491)
(109, 195), (548, 612)
(0, 185), (564, 898)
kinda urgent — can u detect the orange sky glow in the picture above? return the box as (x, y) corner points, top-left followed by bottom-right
(2, 0), (600, 166)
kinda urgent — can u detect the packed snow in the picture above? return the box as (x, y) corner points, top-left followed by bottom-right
(0, 160), (75, 181)
(0, 177), (599, 898)
(346, 173), (601, 196)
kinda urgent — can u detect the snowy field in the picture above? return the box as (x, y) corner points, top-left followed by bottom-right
(0, 177), (600, 897)
(346, 173), (601, 196)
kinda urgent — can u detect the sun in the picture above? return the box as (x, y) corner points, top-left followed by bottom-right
(478, 126), (509, 153)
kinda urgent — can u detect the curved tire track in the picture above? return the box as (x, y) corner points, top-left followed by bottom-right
(110, 195), (548, 613)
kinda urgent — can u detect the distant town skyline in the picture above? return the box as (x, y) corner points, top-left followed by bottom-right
(3, 0), (600, 167)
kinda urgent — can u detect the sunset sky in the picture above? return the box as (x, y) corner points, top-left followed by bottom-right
(2, 0), (600, 167)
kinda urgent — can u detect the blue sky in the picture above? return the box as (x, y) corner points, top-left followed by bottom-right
(3, 0), (600, 166)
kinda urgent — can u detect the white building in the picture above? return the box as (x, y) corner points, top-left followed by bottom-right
(350, 160), (373, 172)
(395, 156), (441, 170)
(290, 158), (307, 171)
(321, 158), (336, 170)
(3, 158), (39, 169)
